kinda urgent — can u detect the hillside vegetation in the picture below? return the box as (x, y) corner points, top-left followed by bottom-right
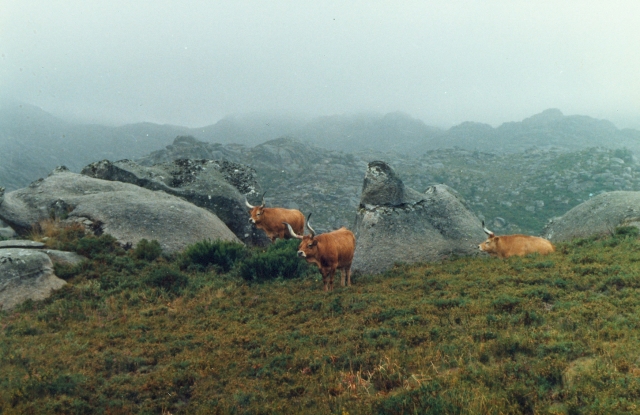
(2, 224), (640, 414)
(396, 147), (640, 234)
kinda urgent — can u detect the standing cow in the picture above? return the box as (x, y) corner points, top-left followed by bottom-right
(245, 193), (305, 242)
(284, 214), (356, 292)
(479, 221), (555, 258)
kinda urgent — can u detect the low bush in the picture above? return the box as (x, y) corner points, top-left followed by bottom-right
(131, 238), (162, 261)
(74, 234), (123, 259)
(238, 239), (312, 282)
(143, 265), (188, 295)
(178, 239), (246, 272)
(614, 225), (639, 238)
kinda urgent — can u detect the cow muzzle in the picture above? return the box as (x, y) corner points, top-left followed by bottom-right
(248, 218), (255, 223)
(297, 251), (306, 258)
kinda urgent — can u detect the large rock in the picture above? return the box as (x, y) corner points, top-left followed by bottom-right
(352, 161), (486, 275)
(81, 159), (268, 245)
(0, 248), (66, 310)
(543, 191), (640, 242)
(0, 167), (241, 253)
(0, 219), (17, 240)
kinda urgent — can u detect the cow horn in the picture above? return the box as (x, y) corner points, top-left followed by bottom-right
(260, 192), (266, 208)
(245, 198), (255, 209)
(482, 220), (494, 237)
(283, 222), (303, 239)
(306, 213), (316, 238)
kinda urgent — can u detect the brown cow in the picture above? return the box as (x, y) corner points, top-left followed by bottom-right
(284, 214), (356, 292)
(245, 193), (305, 242)
(479, 221), (555, 258)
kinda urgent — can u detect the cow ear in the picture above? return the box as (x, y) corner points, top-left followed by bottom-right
(310, 240), (318, 247)
(493, 236), (499, 242)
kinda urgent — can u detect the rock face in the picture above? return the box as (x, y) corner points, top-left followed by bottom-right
(360, 161), (406, 206)
(542, 191), (640, 242)
(81, 159), (268, 246)
(0, 217), (17, 240)
(0, 248), (67, 310)
(0, 168), (241, 253)
(352, 161), (486, 275)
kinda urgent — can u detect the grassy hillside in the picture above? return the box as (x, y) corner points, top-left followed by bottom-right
(3, 225), (640, 414)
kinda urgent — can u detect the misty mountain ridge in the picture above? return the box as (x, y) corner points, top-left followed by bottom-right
(2, 103), (640, 191)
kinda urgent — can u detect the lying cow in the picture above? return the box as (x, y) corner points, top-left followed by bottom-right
(245, 193), (305, 242)
(284, 214), (356, 292)
(479, 221), (555, 258)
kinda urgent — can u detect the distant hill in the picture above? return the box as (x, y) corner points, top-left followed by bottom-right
(425, 108), (640, 154)
(192, 111), (443, 154)
(0, 103), (189, 190)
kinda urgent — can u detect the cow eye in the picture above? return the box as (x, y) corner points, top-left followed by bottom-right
(308, 244), (313, 248)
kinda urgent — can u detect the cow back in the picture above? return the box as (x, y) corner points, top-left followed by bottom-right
(496, 234), (554, 258)
(316, 227), (356, 268)
(262, 208), (305, 235)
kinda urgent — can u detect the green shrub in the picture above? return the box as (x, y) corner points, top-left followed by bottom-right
(238, 239), (312, 282)
(614, 226), (639, 238)
(131, 238), (162, 261)
(74, 234), (122, 259)
(53, 262), (87, 280)
(178, 239), (246, 272)
(143, 266), (188, 295)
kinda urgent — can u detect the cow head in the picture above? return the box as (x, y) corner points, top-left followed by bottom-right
(479, 220), (499, 254)
(284, 213), (317, 259)
(245, 192), (267, 225)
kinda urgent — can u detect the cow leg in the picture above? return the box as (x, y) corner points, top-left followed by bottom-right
(321, 270), (330, 292)
(345, 267), (352, 287)
(340, 268), (346, 287)
(325, 268), (335, 291)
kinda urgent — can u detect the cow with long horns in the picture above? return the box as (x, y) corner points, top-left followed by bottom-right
(285, 214), (356, 292)
(479, 221), (555, 258)
(245, 193), (305, 242)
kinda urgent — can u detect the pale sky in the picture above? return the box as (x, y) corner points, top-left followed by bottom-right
(1, 0), (639, 128)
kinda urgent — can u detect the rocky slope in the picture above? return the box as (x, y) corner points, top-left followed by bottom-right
(137, 136), (640, 236)
(138, 136), (368, 233)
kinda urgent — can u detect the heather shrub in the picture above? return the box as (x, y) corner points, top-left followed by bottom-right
(614, 225), (639, 238)
(131, 238), (162, 261)
(238, 239), (312, 282)
(75, 234), (123, 259)
(178, 239), (247, 272)
(143, 265), (188, 295)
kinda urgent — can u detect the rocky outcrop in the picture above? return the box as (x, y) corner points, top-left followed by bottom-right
(134, 135), (368, 233)
(352, 161), (486, 275)
(542, 191), (640, 242)
(0, 168), (241, 253)
(43, 249), (86, 266)
(0, 248), (66, 310)
(0, 217), (17, 240)
(81, 158), (268, 245)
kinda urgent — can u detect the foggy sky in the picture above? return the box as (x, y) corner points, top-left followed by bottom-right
(2, 0), (639, 129)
